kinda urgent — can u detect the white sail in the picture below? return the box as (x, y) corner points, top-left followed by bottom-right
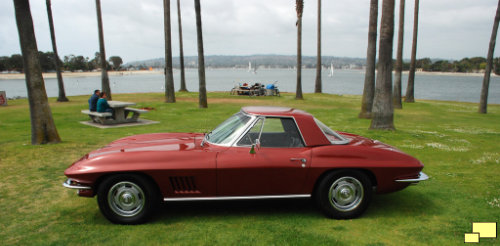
(328, 62), (334, 77)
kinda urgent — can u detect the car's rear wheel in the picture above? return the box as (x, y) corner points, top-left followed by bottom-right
(315, 170), (372, 219)
(97, 174), (159, 224)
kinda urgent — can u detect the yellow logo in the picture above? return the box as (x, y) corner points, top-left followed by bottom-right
(465, 222), (497, 243)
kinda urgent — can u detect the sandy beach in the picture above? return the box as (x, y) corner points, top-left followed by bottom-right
(0, 70), (163, 80)
(0, 69), (496, 80)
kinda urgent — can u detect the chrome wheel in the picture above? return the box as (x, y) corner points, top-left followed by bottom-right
(316, 171), (372, 219)
(107, 181), (145, 217)
(328, 176), (364, 212)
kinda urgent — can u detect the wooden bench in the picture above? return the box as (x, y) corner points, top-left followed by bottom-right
(81, 110), (113, 124)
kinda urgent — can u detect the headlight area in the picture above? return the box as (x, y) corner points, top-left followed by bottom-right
(63, 178), (94, 197)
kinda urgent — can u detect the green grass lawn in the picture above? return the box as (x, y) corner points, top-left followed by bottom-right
(0, 92), (499, 245)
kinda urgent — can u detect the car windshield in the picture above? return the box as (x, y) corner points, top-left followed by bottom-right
(314, 118), (350, 145)
(207, 112), (252, 145)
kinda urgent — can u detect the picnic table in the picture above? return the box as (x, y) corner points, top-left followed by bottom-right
(82, 101), (148, 125)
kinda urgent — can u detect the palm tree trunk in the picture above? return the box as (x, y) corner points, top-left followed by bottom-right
(359, 0), (378, 119)
(46, 0), (68, 102)
(95, 0), (111, 100)
(177, 0), (188, 92)
(479, 0), (500, 114)
(295, 0), (304, 100)
(194, 0), (207, 108)
(314, 0), (322, 93)
(370, 0), (395, 130)
(393, 0), (405, 109)
(14, 0), (61, 144)
(404, 0), (419, 103)
(163, 0), (176, 103)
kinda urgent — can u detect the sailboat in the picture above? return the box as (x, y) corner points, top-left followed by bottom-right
(328, 62), (334, 77)
(248, 61), (257, 74)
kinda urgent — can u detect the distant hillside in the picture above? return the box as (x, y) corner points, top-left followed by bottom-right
(124, 55), (366, 69)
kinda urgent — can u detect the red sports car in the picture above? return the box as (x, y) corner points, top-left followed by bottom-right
(63, 106), (428, 224)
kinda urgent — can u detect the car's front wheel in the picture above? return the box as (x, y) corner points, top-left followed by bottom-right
(315, 170), (372, 219)
(97, 174), (159, 224)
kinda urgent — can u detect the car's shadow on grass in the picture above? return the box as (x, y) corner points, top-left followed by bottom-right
(149, 189), (438, 223)
(153, 198), (322, 223)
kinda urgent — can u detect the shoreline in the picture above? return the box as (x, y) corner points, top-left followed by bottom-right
(0, 69), (496, 80)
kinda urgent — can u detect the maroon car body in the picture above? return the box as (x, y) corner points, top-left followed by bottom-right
(64, 106), (427, 224)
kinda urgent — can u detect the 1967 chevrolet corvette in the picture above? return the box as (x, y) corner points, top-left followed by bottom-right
(63, 106), (428, 224)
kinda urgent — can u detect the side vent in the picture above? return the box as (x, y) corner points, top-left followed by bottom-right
(169, 176), (201, 194)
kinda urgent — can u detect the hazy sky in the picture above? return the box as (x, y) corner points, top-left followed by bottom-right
(1, 0), (499, 63)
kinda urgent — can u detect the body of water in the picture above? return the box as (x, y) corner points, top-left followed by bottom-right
(1, 68), (499, 104)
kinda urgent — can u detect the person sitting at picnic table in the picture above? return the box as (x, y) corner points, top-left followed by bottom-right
(88, 89), (100, 112)
(96, 92), (113, 113)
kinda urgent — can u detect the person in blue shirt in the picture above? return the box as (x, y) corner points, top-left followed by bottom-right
(97, 92), (113, 113)
(88, 89), (100, 111)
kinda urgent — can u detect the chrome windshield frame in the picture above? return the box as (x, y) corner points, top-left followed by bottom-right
(205, 112), (257, 147)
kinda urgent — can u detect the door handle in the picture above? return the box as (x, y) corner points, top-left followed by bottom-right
(290, 158), (307, 164)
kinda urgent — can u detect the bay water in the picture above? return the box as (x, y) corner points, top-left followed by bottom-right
(1, 68), (499, 104)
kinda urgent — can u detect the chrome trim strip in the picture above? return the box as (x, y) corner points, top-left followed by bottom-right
(395, 172), (429, 183)
(62, 179), (92, 190)
(164, 194), (311, 202)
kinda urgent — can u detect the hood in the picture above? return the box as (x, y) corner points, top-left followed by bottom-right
(88, 133), (204, 159)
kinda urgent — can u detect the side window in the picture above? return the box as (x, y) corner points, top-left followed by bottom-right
(237, 117), (304, 148)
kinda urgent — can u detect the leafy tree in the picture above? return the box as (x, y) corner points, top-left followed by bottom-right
(359, 0), (378, 119)
(0, 56), (7, 71)
(370, 0), (395, 130)
(13, 0), (61, 144)
(38, 51), (56, 71)
(9, 54), (24, 72)
(108, 56), (123, 70)
(493, 57), (500, 74)
(416, 58), (431, 71)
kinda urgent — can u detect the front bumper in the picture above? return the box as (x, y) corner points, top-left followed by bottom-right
(63, 178), (92, 190)
(395, 172), (429, 183)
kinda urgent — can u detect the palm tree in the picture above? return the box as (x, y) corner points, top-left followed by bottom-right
(370, 0), (395, 130)
(393, 0), (405, 108)
(404, 0), (419, 103)
(359, 0), (378, 119)
(13, 0), (61, 144)
(314, 0), (322, 93)
(45, 0), (68, 102)
(177, 0), (188, 92)
(295, 0), (304, 100)
(95, 0), (111, 100)
(163, 0), (176, 103)
(479, 0), (500, 114)
(194, 0), (207, 108)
